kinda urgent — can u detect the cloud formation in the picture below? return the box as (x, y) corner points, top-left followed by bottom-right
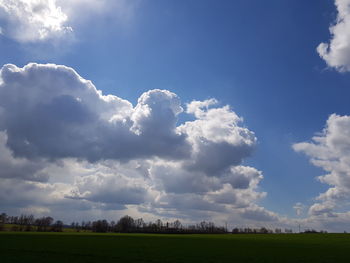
(294, 114), (350, 227)
(317, 0), (350, 71)
(4, 63), (348, 231)
(0, 62), (268, 224)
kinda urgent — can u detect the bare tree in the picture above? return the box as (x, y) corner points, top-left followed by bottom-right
(51, 220), (64, 232)
(35, 216), (53, 232)
(115, 216), (135, 233)
(173, 220), (182, 230)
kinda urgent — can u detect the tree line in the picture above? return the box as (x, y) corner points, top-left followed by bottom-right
(0, 212), (328, 234)
(0, 213), (63, 232)
(71, 216), (228, 234)
(0, 213), (227, 233)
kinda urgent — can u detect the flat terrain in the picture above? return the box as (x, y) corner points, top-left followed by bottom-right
(1, 232), (350, 263)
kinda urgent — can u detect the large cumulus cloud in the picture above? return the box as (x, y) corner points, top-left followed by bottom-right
(0, 62), (268, 225)
(0, 63), (189, 162)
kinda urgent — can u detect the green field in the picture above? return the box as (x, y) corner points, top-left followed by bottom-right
(1, 232), (350, 263)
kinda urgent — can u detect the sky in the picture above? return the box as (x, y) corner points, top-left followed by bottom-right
(2, 0), (350, 232)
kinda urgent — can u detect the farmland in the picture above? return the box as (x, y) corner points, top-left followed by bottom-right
(1, 232), (350, 263)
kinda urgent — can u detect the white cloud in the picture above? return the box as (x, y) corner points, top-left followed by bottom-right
(293, 114), (350, 229)
(131, 89), (183, 136)
(179, 100), (256, 175)
(0, 0), (72, 42)
(317, 0), (350, 71)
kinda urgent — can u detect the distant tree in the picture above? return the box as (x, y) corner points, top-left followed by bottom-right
(232, 228), (240, 234)
(51, 220), (64, 232)
(92, 220), (109, 233)
(85, 221), (92, 231)
(9, 216), (18, 224)
(135, 218), (145, 230)
(156, 219), (163, 231)
(0, 213), (7, 224)
(173, 220), (182, 230)
(74, 222), (81, 232)
(18, 214), (26, 231)
(244, 228), (253, 234)
(115, 216), (135, 233)
(0, 213), (6, 231)
(35, 216), (53, 232)
(208, 222), (215, 233)
(259, 227), (269, 234)
(274, 228), (282, 234)
(24, 215), (34, 231)
(109, 221), (116, 232)
(304, 229), (319, 234)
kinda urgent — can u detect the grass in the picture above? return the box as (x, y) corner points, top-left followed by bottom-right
(1, 232), (350, 263)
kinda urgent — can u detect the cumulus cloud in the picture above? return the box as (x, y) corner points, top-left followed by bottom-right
(0, 63), (189, 162)
(294, 114), (350, 223)
(0, 0), (72, 42)
(179, 99), (256, 175)
(317, 0), (350, 71)
(0, 62), (268, 225)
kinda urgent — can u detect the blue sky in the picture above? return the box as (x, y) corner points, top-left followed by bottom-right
(2, 0), (350, 231)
